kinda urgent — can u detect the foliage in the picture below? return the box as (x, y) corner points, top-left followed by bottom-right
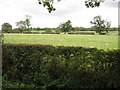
(85, 0), (104, 8)
(0, 33), (4, 44)
(2, 44), (120, 88)
(38, 0), (57, 13)
(1, 23), (12, 33)
(16, 21), (26, 29)
(38, 0), (105, 13)
(25, 15), (31, 29)
(68, 32), (95, 35)
(58, 20), (72, 34)
(6, 26), (118, 34)
(90, 16), (111, 34)
(16, 15), (31, 32)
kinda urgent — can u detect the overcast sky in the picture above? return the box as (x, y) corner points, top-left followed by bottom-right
(0, 0), (119, 29)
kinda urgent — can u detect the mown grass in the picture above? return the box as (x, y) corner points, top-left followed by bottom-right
(4, 33), (118, 50)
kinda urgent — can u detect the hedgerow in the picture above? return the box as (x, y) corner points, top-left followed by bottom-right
(2, 44), (120, 88)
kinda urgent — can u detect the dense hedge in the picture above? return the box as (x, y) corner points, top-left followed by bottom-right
(68, 32), (95, 35)
(2, 44), (120, 88)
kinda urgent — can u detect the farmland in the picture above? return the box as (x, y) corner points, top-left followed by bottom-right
(4, 33), (118, 50)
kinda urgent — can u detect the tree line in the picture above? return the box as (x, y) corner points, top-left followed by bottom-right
(1, 0), (117, 34)
(1, 15), (118, 35)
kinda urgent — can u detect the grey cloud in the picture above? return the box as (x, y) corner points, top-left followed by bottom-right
(103, 0), (118, 8)
(49, 3), (83, 17)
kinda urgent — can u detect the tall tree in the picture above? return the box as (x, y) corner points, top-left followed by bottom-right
(1, 23), (12, 33)
(104, 21), (111, 34)
(38, 0), (106, 13)
(16, 21), (27, 33)
(16, 15), (31, 32)
(59, 20), (72, 34)
(90, 16), (111, 34)
(25, 15), (31, 29)
(16, 21), (27, 29)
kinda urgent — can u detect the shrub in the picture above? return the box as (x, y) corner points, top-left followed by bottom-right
(100, 32), (106, 35)
(68, 32), (95, 35)
(2, 44), (120, 88)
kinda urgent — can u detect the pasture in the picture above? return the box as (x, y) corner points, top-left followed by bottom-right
(4, 33), (118, 50)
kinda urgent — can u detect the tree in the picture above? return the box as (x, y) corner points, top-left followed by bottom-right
(58, 20), (72, 34)
(16, 15), (31, 32)
(16, 21), (27, 29)
(1, 23), (12, 33)
(90, 16), (111, 34)
(16, 20), (27, 33)
(38, 0), (106, 13)
(104, 21), (111, 34)
(25, 15), (31, 29)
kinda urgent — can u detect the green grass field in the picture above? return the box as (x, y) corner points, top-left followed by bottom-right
(4, 34), (118, 50)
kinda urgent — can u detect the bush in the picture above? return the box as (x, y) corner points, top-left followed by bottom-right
(2, 44), (120, 88)
(41, 32), (60, 34)
(100, 32), (106, 35)
(68, 32), (95, 35)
